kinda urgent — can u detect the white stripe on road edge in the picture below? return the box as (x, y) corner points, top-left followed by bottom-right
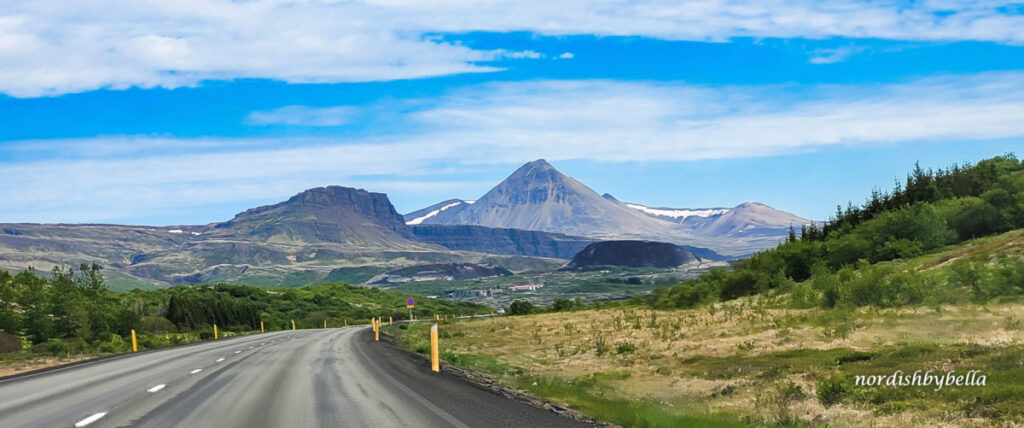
(190, 369), (202, 374)
(216, 358), (224, 362)
(75, 412), (107, 427)
(234, 351), (241, 354)
(147, 384), (166, 393)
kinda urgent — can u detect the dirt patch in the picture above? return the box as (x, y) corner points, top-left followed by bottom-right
(0, 356), (92, 378)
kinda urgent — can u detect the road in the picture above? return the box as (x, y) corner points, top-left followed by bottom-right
(0, 327), (594, 427)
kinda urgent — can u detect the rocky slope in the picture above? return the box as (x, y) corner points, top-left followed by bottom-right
(409, 224), (595, 259)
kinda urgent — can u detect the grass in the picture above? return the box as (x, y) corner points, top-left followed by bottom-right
(388, 299), (1024, 427)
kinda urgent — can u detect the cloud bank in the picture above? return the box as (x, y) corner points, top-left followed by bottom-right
(1, 0), (1023, 96)
(3, 72), (1024, 222)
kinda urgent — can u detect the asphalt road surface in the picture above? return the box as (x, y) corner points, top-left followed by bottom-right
(0, 327), (594, 427)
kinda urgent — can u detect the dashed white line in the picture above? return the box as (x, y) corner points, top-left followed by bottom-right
(147, 384), (166, 393)
(215, 358), (225, 362)
(234, 350), (241, 354)
(75, 412), (107, 427)
(190, 369), (203, 374)
(248, 346), (254, 349)
(260, 342), (265, 345)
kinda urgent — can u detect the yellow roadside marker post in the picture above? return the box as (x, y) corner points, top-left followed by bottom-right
(131, 329), (138, 352)
(214, 324), (219, 340)
(430, 324), (439, 373)
(292, 319), (296, 331)
(261, 321), (264, 333)
(374, 318), (380, 341)
(324, 319), (327, 329)
(344, 319), (348, 327)
(389, 316), (393, 326)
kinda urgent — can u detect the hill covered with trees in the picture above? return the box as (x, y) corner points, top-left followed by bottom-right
(651, 154), (1024, 309)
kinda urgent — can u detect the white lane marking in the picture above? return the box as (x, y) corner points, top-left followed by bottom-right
(248, 346), (254, 349)
(190, 369), (203, 374)
(147, 384), (166, 393)
(216, 357), (225, 362)
(75, 412), (107, 427)
(234, 351), (241, 354)
(260, 342), (265, 345)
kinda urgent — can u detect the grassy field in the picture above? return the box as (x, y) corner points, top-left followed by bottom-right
(390, 297), (1024, 426)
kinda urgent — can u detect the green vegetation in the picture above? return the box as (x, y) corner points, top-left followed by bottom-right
(651, 154), (1024, 310)
(0, 265), (486, 359)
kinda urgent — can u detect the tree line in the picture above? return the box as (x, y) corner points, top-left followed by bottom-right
(0, 266), (488, 354)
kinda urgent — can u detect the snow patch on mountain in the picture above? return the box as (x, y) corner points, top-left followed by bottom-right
(625, 204), (729, 222)
(406, 201), (467, 225)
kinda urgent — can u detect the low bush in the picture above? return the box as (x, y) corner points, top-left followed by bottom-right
(817, 374), (853, 406)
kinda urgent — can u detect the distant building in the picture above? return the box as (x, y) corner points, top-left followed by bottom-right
(508, 284), (543, 292)
(445, 288), (499, 298)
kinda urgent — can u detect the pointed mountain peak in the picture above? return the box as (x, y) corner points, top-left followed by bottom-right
(512, 159), (560, 177)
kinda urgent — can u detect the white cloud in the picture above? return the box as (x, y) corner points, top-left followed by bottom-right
(557, 52), (575, 59)
(2, 1), (1024, 97)
(808, 46), (863, 64)
(246, 106), (358, 126)
(4, 72), (1024, 222)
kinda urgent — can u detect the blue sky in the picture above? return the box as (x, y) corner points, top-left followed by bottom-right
(1, 1), (1023, 224)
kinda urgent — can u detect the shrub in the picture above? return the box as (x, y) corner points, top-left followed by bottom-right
(508, 300), (535, 316)
(0, 331), (21, 353)
(817, 374), (853, 406)
(616, 342), (636, 354)
(45, 338), (69, 356)
(141, 316), (177, 334)
(198, 329), (216, 340)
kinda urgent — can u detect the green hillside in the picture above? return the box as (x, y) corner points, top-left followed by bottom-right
(651, 154), (1024, 310)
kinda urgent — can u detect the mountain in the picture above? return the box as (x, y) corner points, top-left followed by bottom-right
(204, 186), (417, 247)
(405, 159), (812, 256)
(563, 241), (701, 270)
(403, 199), (475, 225)
(409, 224), (596, 259)
(0, 186), (498, 289)
(415, 159), (679, 240)
(622, 201), (813, 238)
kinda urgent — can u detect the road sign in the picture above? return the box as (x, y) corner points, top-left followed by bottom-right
(406, 298), (415, 309)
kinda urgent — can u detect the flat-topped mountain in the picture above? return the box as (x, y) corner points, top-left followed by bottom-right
(206, 186), (415, 247)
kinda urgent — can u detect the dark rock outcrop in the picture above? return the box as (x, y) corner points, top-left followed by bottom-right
(563, 240), (700, 270)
